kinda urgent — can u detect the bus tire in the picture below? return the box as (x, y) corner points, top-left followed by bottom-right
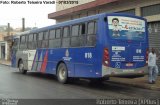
(18, 60), (27, 74)
(57, 63), (68, 84)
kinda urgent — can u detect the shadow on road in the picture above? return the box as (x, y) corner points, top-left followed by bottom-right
(12, 72), (130, 92)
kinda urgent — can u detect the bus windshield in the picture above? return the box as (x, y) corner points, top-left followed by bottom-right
(108, 16), (146, 40)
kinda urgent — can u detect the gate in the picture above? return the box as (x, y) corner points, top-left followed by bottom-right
(148, 22), (160, 73)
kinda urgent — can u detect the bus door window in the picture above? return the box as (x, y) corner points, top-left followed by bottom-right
(87, 21), (97, 46)
(12, 38), (19, 57)
(12, 38), (19, 50)
(62, 26), (70, 48)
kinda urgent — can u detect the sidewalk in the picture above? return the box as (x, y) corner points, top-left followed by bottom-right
(0, 60), (11, 66)
(109, 76), (160, 91)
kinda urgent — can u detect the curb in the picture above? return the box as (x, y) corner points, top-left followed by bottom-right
(107, 80), (160, 91)
(0, 63), (11, 67)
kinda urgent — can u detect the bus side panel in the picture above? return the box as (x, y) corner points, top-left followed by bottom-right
(45, 61), (57, 74)
(16, 50), (28, 70)
(36, 49), (75, 77)
(36, 49), (44, 72)
(28, 50), (37, 70)
(65, 62), (75, 77)
(11, 49), (17, 67)
(73, 47), (97, 78)
(31, 47), (100, 78)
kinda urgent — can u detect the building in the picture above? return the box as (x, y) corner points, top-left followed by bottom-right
(0, 34), (4, 41)
(0, 25), (8, 60)
(48, 0), (160, 68)
(0, 25), (21, 60)
(0, 25), (37, 61)
(0, 41), (8, 60)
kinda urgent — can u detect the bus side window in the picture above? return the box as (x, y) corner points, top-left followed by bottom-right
(79, 23), (86, 46)
(38, 32), (44, 48)
(25, 35), (28, 49)
(49, 28), (61, 48)
(62, 26), (70, 48)
(28, 34), (34, 49)
(42, 31), (49, 48)
(87, 21), (97, 46)
(19, 36), (22, 49)
(55, 28), (61, 48)
(20, 35), (26, 49)
(49, 29), (55, 48)
(33, 33), (37, 49)
(71, 25), (80, 47)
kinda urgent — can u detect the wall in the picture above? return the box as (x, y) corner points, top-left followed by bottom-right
(56, 0), (95, 11)
(0, 34), (4, 41)
(56, 0), (160, 23)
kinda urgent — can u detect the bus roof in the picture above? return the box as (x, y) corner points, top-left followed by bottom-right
(29, 13), (146, 34)
(30, 13), (106, 33)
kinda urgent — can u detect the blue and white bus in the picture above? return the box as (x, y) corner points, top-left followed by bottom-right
(11, 13), (148, 83)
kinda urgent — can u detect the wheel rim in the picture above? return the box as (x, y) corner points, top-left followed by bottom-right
(59, 67), (66, 80)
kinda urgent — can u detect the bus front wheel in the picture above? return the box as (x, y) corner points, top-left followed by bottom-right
(18, 60), (27, 74)
(57, 63), (68, 84)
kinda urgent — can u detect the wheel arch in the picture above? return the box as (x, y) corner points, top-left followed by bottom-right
(56, 60), (67, 74)
(17, 58), (22, 68)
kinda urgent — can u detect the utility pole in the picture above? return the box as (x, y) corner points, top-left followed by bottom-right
(7, 23), (10, 36)
(22, 18), (25, 32)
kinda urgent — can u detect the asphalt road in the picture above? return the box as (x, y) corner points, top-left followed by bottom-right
(0, 64), (159, 100)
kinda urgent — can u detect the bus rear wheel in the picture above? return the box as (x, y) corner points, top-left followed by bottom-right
(57, 63), (68, 84)
(18, 60), (27, 74)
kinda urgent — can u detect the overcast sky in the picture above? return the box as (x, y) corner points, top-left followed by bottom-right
(0, 0), (56, 28)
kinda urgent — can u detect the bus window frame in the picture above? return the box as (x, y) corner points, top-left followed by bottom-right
(41, 30), (49, 48)
(33, 33), (37, 49)
(28, 34), (34, 49)
(86, 20), (97, 46)
(62, 26), (70, 48)
(20, 34), (27, 50)
(48, 28), (62, 48)
(37, 32), (44, 48)
(71, 24), (80, 47)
